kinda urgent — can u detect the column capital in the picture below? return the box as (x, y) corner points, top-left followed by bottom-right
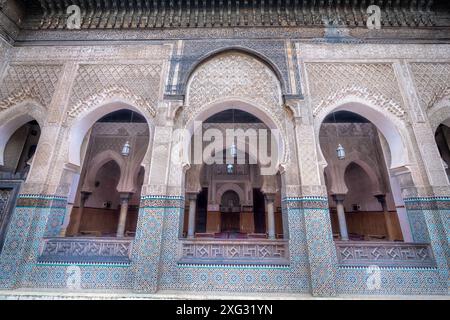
(186, 193), (198, 201)
(80, 191), (91, 200)
(119, 192), (133, 201)
(374, 194), (387, 203)
(282, 94), (306, 119)
(332, 194), (346, 202)
(264, 193), (276, 202)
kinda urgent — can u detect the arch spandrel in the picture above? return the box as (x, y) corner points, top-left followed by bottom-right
(427, 93), (450, 133)
(185, 51), (284, 129)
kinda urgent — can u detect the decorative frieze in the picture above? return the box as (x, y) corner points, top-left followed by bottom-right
(404, 196), (450, 210)
(179, 239), (289, 265)
(37, 237), (133, 264)
(283, 196), (329, 210)
(26, 0), (439, 30)
(10, 45), (171, 63)
(15, 194), (67, 209)
(140, 195), (185, 209)
(335, 241), (436, 268)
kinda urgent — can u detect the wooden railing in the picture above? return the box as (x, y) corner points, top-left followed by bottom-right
(335, 241), (436, 268)
(179, 239), (289, 266)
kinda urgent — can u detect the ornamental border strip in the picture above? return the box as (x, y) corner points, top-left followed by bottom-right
(140, 195), (184, 200)
(18, 194), (68, 200)
(282, 196), (329, 210)
(177, 263), (291, 270)
(282, 196), (328, 201)
(35, 262), (131, 267)
(337, 265), (439, 271)
(15, 194), (68, 208)
(139, 195), (185, 209)
(403, 197), (450, 210)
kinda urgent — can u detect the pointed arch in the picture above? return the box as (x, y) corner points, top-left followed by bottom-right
(216, 183), (246, 206)
(67, 99), (153, 167)
(315, 97), (410, 170)
(82, 150), (125, 193)
(343, 158), (383, 196)
(0, 100), (45, 166)
(184, 99), (287, 170)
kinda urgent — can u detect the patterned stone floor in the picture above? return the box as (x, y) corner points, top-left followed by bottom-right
(0, 289), (448, 300)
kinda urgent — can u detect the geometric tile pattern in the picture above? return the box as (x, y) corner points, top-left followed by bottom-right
(404, 197), (450, 292)
(155, 202), (311, 293)
(336, 267), (445, 295)
(0, 193), (448, 295)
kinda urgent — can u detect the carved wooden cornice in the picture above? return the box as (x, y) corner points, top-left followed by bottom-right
(20, 0), (448, 30)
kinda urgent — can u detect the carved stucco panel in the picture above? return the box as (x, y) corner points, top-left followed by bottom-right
(305, 63), (406, 119)
(410, 63), (450, 112)
(0, 64), (62, 111)
(67, 64), (162, 119)
(186, 52), (283, 127)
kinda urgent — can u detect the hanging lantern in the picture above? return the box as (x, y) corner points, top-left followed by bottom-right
(336, 144), (345, 160)
(230, 143), (237, 157)
(121, 141), (131, 157)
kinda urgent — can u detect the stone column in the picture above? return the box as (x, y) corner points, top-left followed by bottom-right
(117, 193), (132, 237)
(333, 194), (349, 241)
(284, 95), (338, 296)
(375, 194), (395, 241)
(187, 193), (197, 238)
(73, 191), (91, 235)
(265, 194), (276, 239)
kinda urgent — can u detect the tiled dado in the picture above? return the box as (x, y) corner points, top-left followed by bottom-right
(14, 195), (69, 238)
(0, 193), (447, 295)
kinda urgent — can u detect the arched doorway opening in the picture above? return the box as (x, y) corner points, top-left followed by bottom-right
(0, 120), (41, 179)
(0, 118), (41, 252)
(220, 190), (241, 234)
(320, 110), (405, 242)
(65, 109), (149, 238)
(435, 123), (450, 181)
(183, 109), (283, 240)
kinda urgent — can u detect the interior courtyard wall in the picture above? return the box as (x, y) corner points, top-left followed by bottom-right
(0, 38), (448, 295)
(297, 42), (450, 294)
